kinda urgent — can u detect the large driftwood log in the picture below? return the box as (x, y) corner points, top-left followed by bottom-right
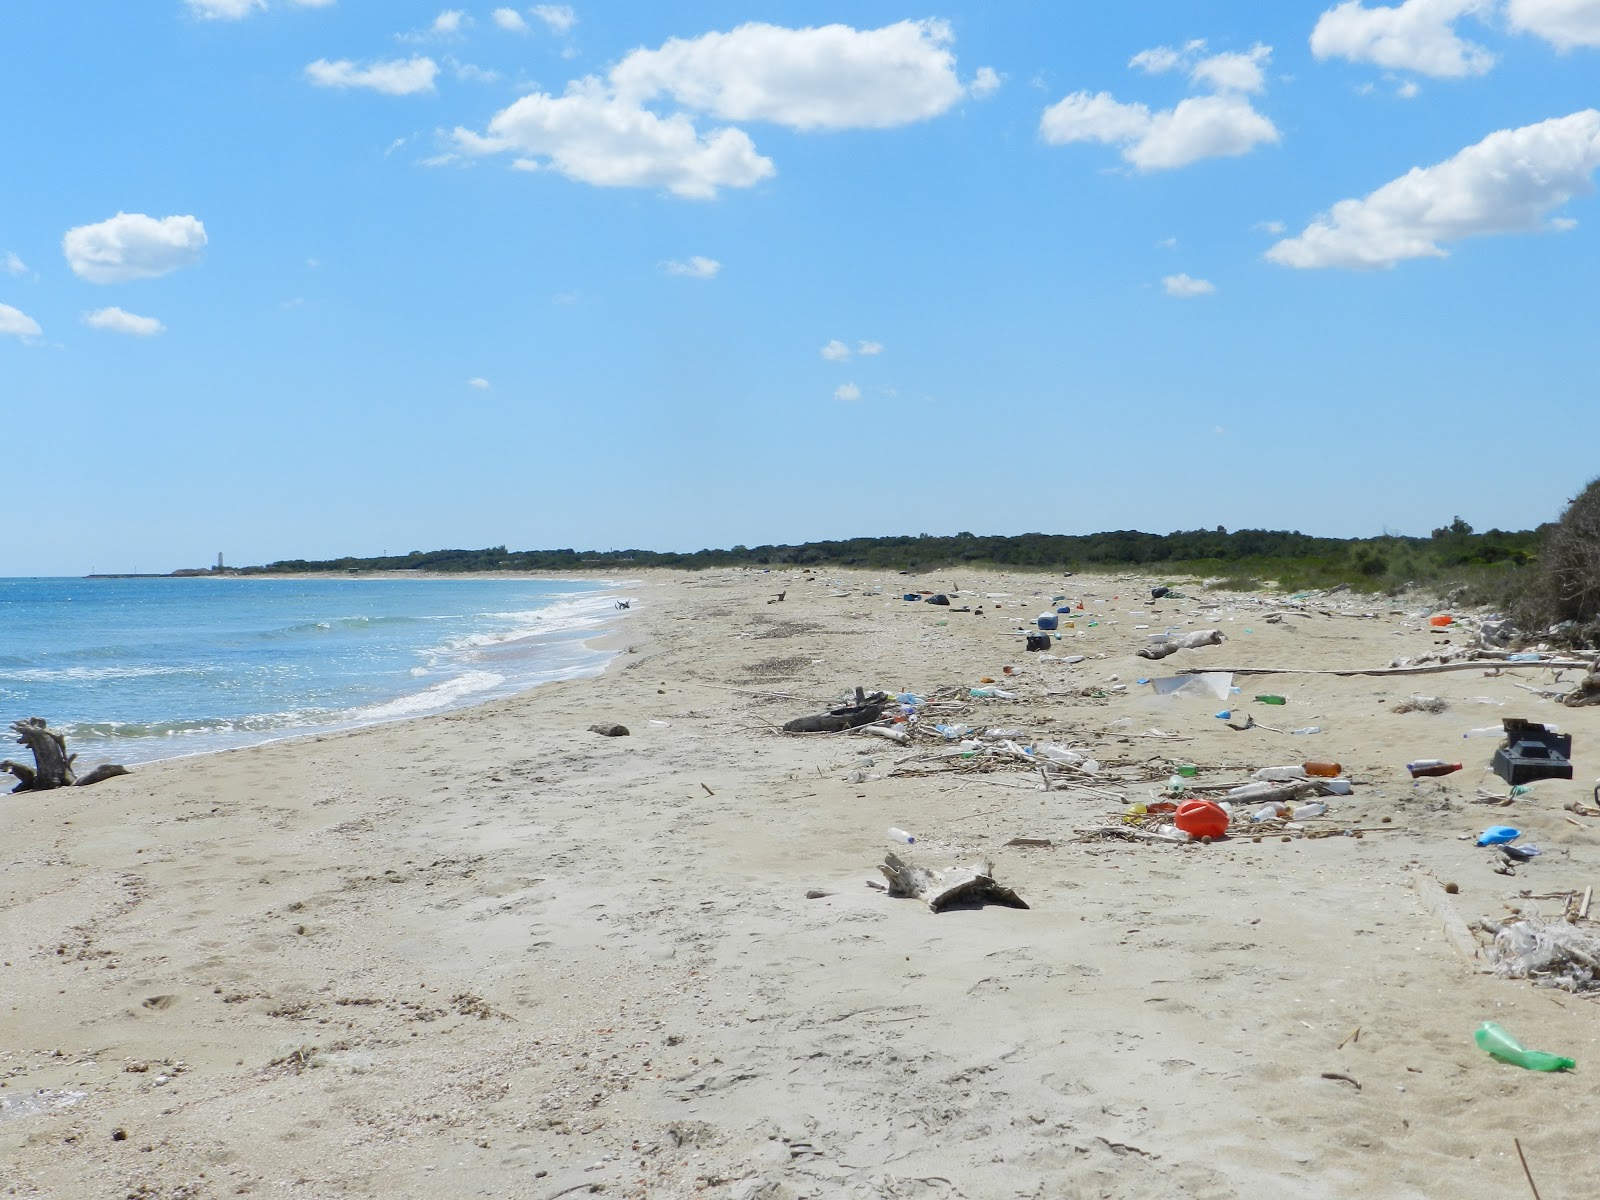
(880, 853), (1028, 913)
(2, 718), (128, 793)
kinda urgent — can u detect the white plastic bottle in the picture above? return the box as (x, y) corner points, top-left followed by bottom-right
(1290, 801), (1328, 819)
(1462, 726), (1506, 739)
(887, 827), (915, 844)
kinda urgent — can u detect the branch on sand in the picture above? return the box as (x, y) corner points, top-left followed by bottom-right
(2, 718), (129, 793)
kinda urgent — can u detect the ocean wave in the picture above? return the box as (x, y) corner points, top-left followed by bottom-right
(443, 593), (626, 652)
(352, 670), (507, 721)
(259, 614), (427, 639)
(0, 664), (207, 684)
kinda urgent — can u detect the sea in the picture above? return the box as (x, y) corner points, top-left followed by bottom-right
(0, 575), (627, 768)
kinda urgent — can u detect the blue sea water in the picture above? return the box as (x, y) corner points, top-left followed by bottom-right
(0, 576), (625, 767)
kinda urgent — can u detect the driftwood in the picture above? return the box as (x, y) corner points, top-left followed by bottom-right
(1181, 660), (1591, 679)
(879, 853), (1028, 913)
(2, 718), (129, 792)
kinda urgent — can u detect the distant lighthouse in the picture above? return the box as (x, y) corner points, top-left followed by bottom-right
(217, 552), (224, 572)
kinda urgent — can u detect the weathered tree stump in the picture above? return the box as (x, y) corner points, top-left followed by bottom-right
(2, 718), (128, 792)
(879, 853), (1028, 913)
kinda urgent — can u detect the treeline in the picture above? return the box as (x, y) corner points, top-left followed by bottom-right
(236, 521), (1541, 592)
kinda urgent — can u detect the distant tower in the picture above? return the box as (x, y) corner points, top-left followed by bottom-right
(217, 552), (224, 572)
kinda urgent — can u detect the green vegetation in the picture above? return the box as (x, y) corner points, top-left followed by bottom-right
(238, 521), (1543, 600)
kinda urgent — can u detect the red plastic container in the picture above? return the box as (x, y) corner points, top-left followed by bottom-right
(1429, 614), (1453, 627)
(1174, 798), (1229, 839)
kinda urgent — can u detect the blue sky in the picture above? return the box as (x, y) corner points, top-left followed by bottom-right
(3, 1), (1598, 574)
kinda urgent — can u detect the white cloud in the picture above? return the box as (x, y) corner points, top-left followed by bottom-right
(455, 77), (774, 198)
(83, 306), (166, 336)
(1397, 78), (1422, 96)
(834, 382), (861, 402)
(0, 303), (41, 339)
(468, 377), (491, 389)
(857, 340), (883, 355)
(1191, 45), (1272, 93)
(493, 7), (528, 32)
(305, 56), (438, 95)
(1507, 0), (1600, 48)
(1267, 109), (1600, 269)
(1042, 92), (1279, 170)
(1310, 0), (1495, 78)
(459, 19), (990, 195)
(186, 0), (266, 18)
(3, 251), (26, 276)
(1256, 219), (1287, 234)
(1163, 273), (1216, 297)
(532, 5), (577, 35)
(431, 9), (466, 35)
(454, 60), (500, 83)
(609, 19), (988, 131)
(1133, 39), (1271, 93)
(969, 66), (1001, 98)
(661, 255), (721, 278)
(1043, 39), (1279, 170)
(62, 212), (208, 284)
(820, 339), (852, 361)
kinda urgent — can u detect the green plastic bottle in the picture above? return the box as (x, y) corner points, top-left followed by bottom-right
(1474, 1022), (1575, 1072)
(1255, 695), (1287, 705)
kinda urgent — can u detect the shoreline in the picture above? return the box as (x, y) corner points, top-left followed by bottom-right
(15, 575), (641, 772)
(5, 566), (1597, 1198)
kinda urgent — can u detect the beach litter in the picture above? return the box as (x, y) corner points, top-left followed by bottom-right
(1473, 1021), (1575, 1071)
(878, 852), (1028, 913)
(588, 723), (630, 737)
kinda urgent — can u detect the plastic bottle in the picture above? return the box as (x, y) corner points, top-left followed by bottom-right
(1474, 1022), (1575, 1071)
(1165, 774), (1187, 795)
(1251, 801), (1289, 822)
(1255, 695), (1287, 705)
(1462, 726), (1505, 739)
(1176, 764), (1199, 778)
(1229, 781), (1285, 799)
(1303, 761), (1342, 778)
(1290, 726), (1322, 735)
(1320, 779), (1354, 795)
(887, 827), (916, 844)
(1407, 760), (1463, 778)
(1290, 801), (1328, 819)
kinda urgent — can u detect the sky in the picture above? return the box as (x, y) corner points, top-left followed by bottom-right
(3, 0), (1599, 575)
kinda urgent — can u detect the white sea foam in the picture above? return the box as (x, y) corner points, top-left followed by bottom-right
(0, 664), (199, 683)
(354, 670), (508, 721)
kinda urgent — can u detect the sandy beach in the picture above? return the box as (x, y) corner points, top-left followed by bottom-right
(5, 567), (1599, 1199)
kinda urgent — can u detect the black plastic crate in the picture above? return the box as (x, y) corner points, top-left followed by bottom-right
(1491, 718), (1573, 786)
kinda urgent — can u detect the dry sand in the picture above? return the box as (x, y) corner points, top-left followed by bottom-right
(4, 567), (1599, 1199)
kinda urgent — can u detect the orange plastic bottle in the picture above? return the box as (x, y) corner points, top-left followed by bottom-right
(1303, 761), (1343, 778)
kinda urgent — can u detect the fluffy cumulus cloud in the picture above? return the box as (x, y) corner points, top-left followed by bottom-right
(456, 79), (774, 198)
(532, 5), (577, 35)
(186, 0), (265, 18)
(63, 213), (208, 284)
(1041, 41), (1279, 170)
(492, 7), (528, 33)
(3, 251), (26, 276)
(83, 306), (166, 336)
(468, 377), (491, 389)
(834, 382), (861, 402)
(1507, 0), (1600, 48)
(660, 255), (721, 278)
(1163, 273), (1216, 297)
(306, 56), (438, 94)
(186, 0), (331, 17)
(610, 19), (983, 131)
(1267, 109), (1600, 268)
(1310, 0), (1495, 77)
(0, 302), (41, 339)
(1042, 93), (1279, 170)
(457, 20), (992, 195)
(857, 340), (883, 355)
(820, 339), (852, 361)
